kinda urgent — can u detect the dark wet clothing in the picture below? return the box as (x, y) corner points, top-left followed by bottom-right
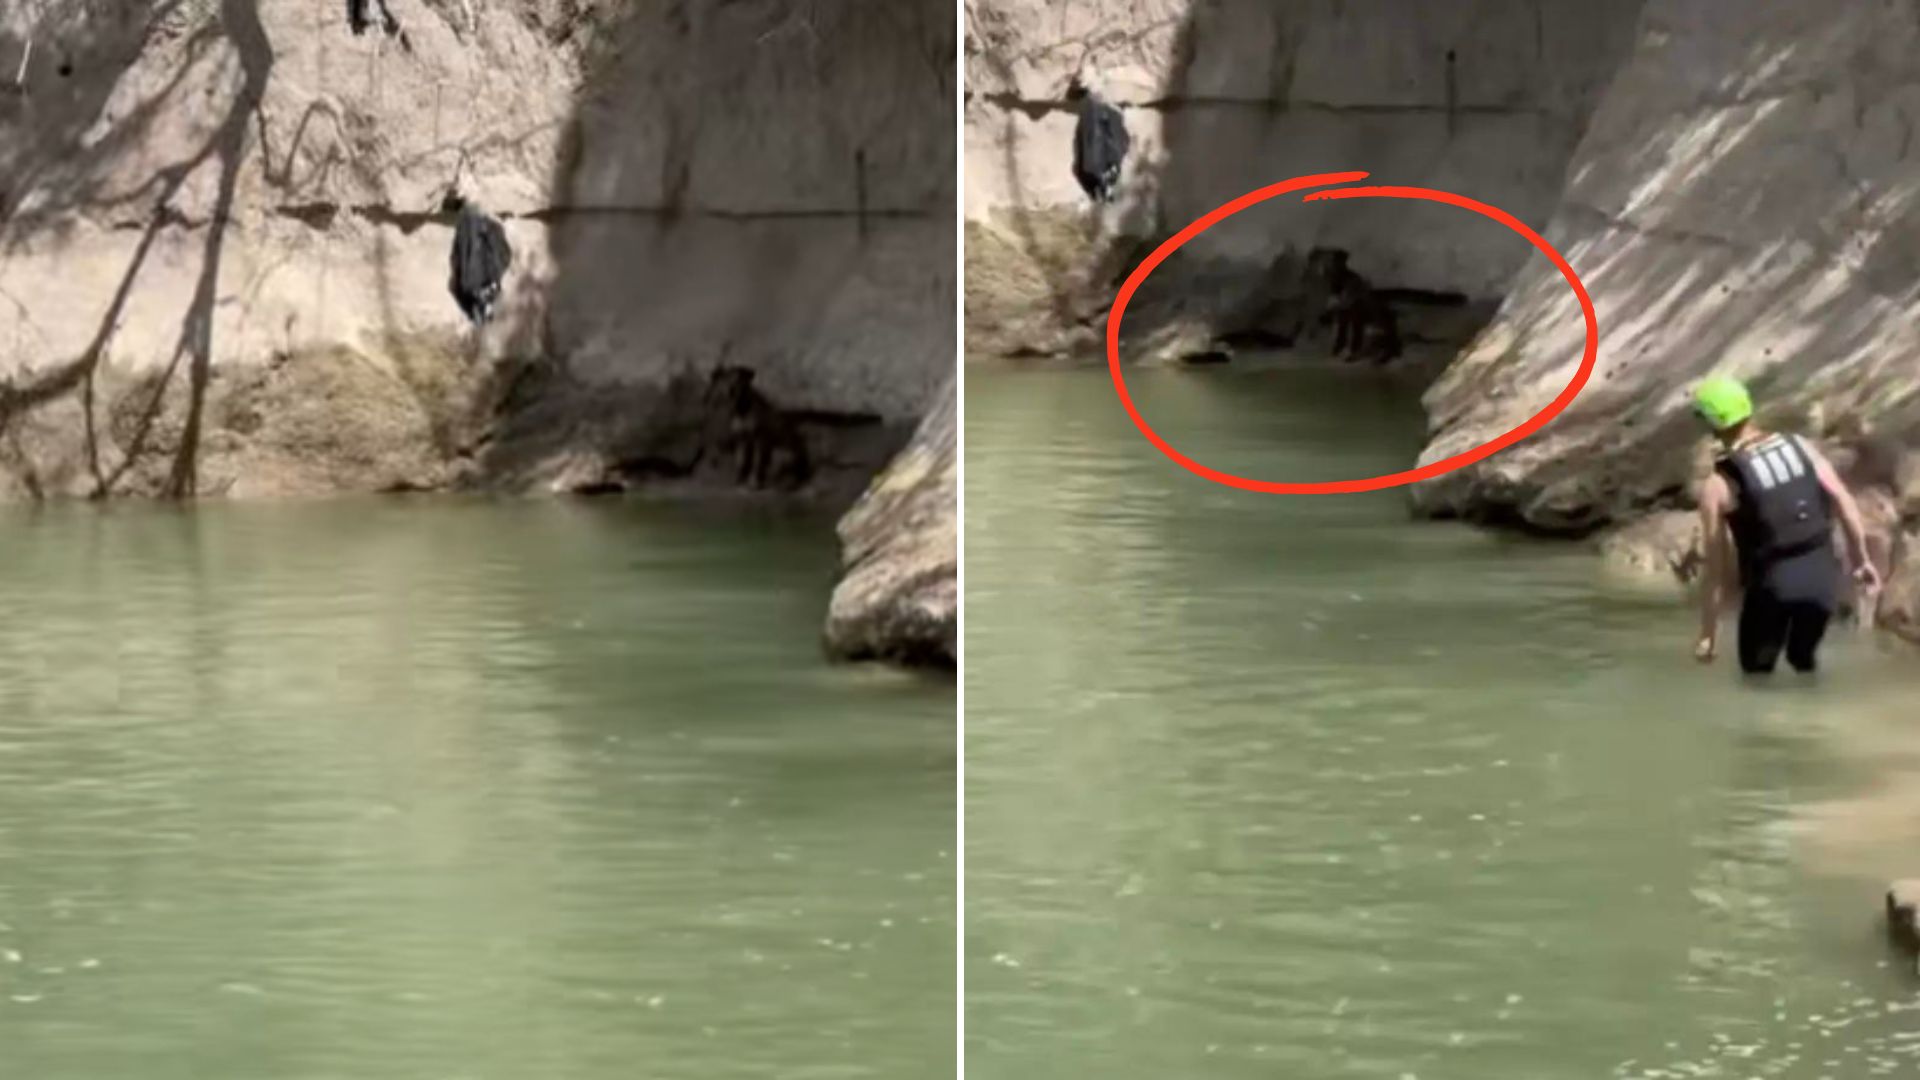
(1736, 547), (1837, 673)
(449, 204), (512, 325)
(1072, 95), (1130, 203)
(1714, 433), (1838, 674)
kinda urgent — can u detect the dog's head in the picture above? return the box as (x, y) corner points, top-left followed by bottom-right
(1305, 246), (1350, 282)
(705, 364), (757, 410)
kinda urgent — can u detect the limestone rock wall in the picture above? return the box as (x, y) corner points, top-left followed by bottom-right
(824, 374), (956, 668)
(0, 0), (953, 499)
(963, 0), (1644, 359)
(1413, 0), (1920, 533)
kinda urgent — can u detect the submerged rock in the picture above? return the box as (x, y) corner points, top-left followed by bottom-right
(1596, 510), (1704, 584)
(824, 376), (956, 669)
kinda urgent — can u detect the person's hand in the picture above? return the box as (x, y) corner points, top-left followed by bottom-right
(1855, 560), (1882, 592)
(1694, 635), (1716, 663)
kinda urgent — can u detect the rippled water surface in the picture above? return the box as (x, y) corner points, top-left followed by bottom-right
(965, 365), (1920, 1080)
(0, 497), (953, 1079)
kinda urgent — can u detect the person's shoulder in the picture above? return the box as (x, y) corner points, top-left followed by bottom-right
(1779, 430), (1829, 464)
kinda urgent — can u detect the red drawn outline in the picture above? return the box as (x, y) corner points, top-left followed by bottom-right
(1105, 171), (1597, 494)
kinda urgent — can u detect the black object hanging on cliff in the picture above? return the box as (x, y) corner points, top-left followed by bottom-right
(447, 197), (512, 326)
(703, 365), (813, 492)
(347, 0), (393, 36)
(1071, 89), (1130, 204)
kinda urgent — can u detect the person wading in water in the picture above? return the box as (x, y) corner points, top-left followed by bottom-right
(1692, 376), (1880, 674)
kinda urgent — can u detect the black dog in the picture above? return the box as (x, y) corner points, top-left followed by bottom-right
(704, 365), (812, 491)
(1306, 247), (1401, 364)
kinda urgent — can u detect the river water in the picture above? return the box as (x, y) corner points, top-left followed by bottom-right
(965, 364), (1920, 1080)
(0, 497), (953, 1080)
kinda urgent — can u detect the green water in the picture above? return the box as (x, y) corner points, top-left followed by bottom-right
(0, 497), (953, 1079)
(965, 365), (1920, 1080)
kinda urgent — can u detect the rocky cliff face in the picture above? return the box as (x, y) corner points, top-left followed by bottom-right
(824, 373), (956, 668)
(963, 0), (1644, 360)
(0, 0), (952, 499)
(1409, 0), (1920, 631)
(1415, 0), (1920, 527)
(1, 0), (955, 668)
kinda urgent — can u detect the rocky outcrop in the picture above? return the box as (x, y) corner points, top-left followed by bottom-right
(1412, 0), (1920, 532)
(963, 0), (1645, 361)
(824, 375), (956, 669)
(0, 0), (952, 501)
(1597, 509), (1704, 582)
(1880, 529), (1920, 645)
(1400, 0), (1920, 645)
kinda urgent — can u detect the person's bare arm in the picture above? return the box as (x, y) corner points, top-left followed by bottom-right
(1697, 472), (1731, 660)
(1802, 438), (1880, 587)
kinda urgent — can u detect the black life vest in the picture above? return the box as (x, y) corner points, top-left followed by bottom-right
(1714, 432), (1832, 582)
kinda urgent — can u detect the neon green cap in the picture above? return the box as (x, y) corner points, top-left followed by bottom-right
(1693, 375), (1752, 431)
